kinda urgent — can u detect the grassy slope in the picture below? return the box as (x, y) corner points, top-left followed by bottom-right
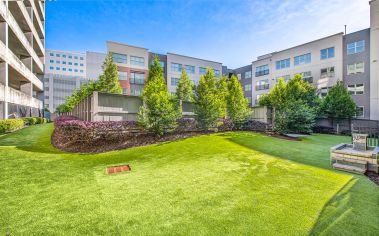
(0, 124), (377, 235)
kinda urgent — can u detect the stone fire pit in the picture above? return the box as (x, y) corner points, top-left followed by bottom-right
(330, 134), (379, 174)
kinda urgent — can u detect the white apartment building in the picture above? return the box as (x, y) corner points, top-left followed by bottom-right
(0, 0), (45, 119)
(44, 49), (105, 112)
(252, 33), (344, 105)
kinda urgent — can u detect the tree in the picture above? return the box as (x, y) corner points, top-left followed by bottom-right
(138, 57), (178, 136)
(259, 75), (319, 134)
(175, 69), (193, 102)
(98, 53), (122, 94)
(226, 75), (251, 128)
(193, 67), (226, 130)
(320, 81), (356, 121)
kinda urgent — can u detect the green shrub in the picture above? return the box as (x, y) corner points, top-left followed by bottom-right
(0, 119), (24, 134)
(35, 117), (44, 124)
(22, 117), (37, 125)
(43, 118), (48, 124)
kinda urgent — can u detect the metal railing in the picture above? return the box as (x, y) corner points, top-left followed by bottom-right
(352, 124), (379, 147)
(255, 84), (269, 91)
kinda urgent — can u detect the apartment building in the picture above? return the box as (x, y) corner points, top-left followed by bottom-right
(248, 0), (379, 120)
(0, 0), (45, 119)
(107, 41), (222, 96)
(44, 49), (105, 112)
(229, 65), (253, 105)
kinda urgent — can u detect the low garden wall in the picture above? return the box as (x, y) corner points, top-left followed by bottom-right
(52, 116), (270, 153)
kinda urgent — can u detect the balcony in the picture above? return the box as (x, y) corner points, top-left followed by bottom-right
(255, 70), (269, 77)
(0, 1), (44, 71)
(0, 83), (43, 109)
(303, 77), (313, 83)
(26, 0), (45, 40)
(255, 84), (270, 91)
(0, 40), (43, 90)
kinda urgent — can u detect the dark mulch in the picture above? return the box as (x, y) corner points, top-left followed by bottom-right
(52, 130), (211, 153)
(366, 171), (379, 186)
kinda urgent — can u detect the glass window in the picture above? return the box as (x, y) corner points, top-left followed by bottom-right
(348, 84), (364, 95)
(56, 60), (60, 64)
(255, 79), (269, 90)
(245, 71), (252, 79)
(122, 88), (128, 95)
(355, 106), (364, 118)
(80, 57), (84, 60)
(68, 68), (72, 72)
(130, 72), (145, 84)
(74, 56), (78, 59)
(56, 54), (60, 57)
(276, 75), (291, 82)
(112, 53), (127, 64)
(214, 69), (220, 77)
(199, 67), (206, 75)
(74, 69), (78, 72)
(56, 67), (60, 70)
(49, 66), (54, 70)
(118, 71), (127, 80)
(131, 89), (142, 96)
(171, 63), (182, 72)
(347, 62), (364, 75)
(80, 63), (84, 66)
(68, 62), (72, 65)
(130, 56), (145, 66)
(185, 65), (195, 74)
(62, 68), (66, 71)
(74, 63), (78, 66)
(275, 58), (290, 70)
(49, 59), (54, 63)
(347, 40), (365, 54)
(320, 67), (335, 78)
(244, 84), (252, 91)
(171, 77), (179, 86)
(298, 71), (313, 83)
(68, 55), (72, 59)
(49, 53), (54, 56)
(159, 61), (165, 68)
(62, 61), (66, 65)
(80, 70), (84, 73)
(320, 47), (335, 60)
(62, 55), (66, 58)
(255, 65), (269, 77)
(294, 53), (311, 66)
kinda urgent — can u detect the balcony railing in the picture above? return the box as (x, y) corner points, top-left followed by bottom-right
(27, 0), (45, 40)
(0, 1), (44, 71)
(0, 83), (43, 109)
(255, 84), (270, 91)
(0, 40), (43, 90)
(255, 70), (269, 77)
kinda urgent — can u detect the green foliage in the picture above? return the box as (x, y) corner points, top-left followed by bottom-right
(175, 69), (193, 102)
(320, 81), (356, 120)
(98, 53), (122, 94)
(56, 53), (121, 113)
(259, 75), (319, 133)
(147, 56), (164, 82)
(0, 119), (24, 133)
(226, 75), (251, 127)
(138, 57), (178, 136)
(22, 117), (37, 125)
(193, 68), (226, 130)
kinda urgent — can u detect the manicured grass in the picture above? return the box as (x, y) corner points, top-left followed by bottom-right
(0, 124), (377, 235)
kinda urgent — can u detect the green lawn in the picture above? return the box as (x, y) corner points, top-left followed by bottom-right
(0, 124), (378, 235)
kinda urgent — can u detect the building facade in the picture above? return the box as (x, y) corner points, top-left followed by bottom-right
(0, 0), (45, 119)
(107, 41), (223, 96)
(44, 49), (105, 112)
(229, 65), (253, 105)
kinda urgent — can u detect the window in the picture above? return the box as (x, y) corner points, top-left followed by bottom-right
(74, 63), (78, 66)
(68, 62), (72, 65)
(275, 58), (290, 70)
(320, 87), (329, 97)
(49, 66), (54, 70)
(171, 63), (182, 72)
(118, 71), (127, 80)
(74, 56), (78, 59)
(74, 69), (78, 72)
(62, 68), (66, 71)
(49, 53), (54, 56)
(244, 84), (252, 91)
(255, 79), (269, 90)
(320, 67), (335, 78)
(355, 106), (364, 118)
(214, 69), (220, 77)
(130, 72), (145, 84)
(130, 56), (145, 66)
(56, 67), (60, 70)
(159, 61), (165, 68)
(347, 40), (365, 54)
(185, 65), (195, 74)
(56, 54), (60, 57)
(255, 64), (269, 77)
(80, 57), (84, 60)
(122, 88), (128, 95)
(112, 53), (127, 64)
(245, 71), (252, 79)
(276, 75), (291, 82)
(171, 77), (179, 86)
(56, 61), (60, 64)
(237, 74), (242, 80)
(80, 63), (84, 66)
(80, 70), (84, 73)
(348, 84), (364, 95)
(68, 68), (72, 72)
(294, 53), (311, 66)
(62, 61), (66, 65)
(199, 67), (206, 75)
(320, 47), (335, 60)
(49, 59), (54, 63)
(68, 55), (72, 59)
(62, 55), (66, 58)
(131, 89), (142, 96)
(347, 62), (364, 75)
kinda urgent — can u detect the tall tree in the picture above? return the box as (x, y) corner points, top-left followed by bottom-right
(138, 57), (178, 136)
(226, 75), (251, 127)
(175, 69), (193, 102)
(98, 53), (122, 94)
(320, 81), (356, 121)
(193, 68), (226, 130)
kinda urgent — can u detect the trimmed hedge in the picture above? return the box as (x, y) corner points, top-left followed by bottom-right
(22, 117), (49, 125)
(0, 119), (25, 134)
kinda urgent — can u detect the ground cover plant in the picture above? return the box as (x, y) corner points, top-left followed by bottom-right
(0, 124), (378, 235)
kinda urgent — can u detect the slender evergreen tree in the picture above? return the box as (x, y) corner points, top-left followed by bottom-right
(98, 53), (122, 94)
(175, 69), (193, 102)
(226, 75), (251, 127)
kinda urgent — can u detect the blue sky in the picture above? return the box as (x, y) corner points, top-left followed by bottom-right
(46, 0), (370, 68)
